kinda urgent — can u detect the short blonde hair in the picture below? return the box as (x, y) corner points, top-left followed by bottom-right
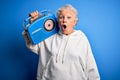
(57, 4), (78, 21)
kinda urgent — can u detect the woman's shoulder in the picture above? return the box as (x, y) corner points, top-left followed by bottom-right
(74, 30), (90, 42)
(74, 30), (87, 37)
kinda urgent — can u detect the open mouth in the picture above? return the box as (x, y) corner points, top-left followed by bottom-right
(63, 25), (67, 29)
(62, 25), (67, 30)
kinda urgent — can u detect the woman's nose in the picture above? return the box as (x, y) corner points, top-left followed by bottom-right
(63, 18), (67, 23)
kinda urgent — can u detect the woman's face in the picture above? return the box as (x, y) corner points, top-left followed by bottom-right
(58, 10), (77, 35)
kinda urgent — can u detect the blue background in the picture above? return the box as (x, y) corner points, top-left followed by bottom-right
(0, 0), (120, 80)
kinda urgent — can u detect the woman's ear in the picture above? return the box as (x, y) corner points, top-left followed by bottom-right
(74, 19), (78, 26)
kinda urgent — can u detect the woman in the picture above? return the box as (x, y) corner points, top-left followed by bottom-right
(23, 4), (100, 80)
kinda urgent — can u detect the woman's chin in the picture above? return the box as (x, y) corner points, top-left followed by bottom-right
(62, 31), (71, 35)
(61, 31), (67, 35)
(61, 30), (74, 35)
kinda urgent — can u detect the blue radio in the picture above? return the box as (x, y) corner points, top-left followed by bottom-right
(23, 10), (59, 44)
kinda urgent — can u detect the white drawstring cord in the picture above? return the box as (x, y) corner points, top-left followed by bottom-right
(56, 32), (70, 64)
(62, 35), (70, 64)
(56, 37), (63, 63)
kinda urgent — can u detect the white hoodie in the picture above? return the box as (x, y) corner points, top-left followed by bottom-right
(23, 30), (100, 80)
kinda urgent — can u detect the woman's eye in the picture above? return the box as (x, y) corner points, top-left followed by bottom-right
(67, 16), (71, 19)
(59, 16), (63, 19)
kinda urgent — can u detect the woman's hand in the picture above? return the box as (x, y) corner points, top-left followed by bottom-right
(29, 10), (40, 23)
(22, 31), (31, 44)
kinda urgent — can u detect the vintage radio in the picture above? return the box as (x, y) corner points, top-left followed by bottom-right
(23, 10), (59, 44)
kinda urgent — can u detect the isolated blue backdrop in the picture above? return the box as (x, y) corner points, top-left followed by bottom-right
(0, 0), (120, 80)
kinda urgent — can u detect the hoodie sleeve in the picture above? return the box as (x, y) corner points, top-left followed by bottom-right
(86, 44), (100, 80)
(22, 30), (40, 55)
(79, 30), (100, 80)
(85, 38), (100, 80)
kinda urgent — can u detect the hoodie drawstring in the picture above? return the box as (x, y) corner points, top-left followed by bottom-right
(62, 35), (70, 64)
(56, 35), (70, 64)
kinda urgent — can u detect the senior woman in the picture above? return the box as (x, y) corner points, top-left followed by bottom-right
(23, 4), (100, 80)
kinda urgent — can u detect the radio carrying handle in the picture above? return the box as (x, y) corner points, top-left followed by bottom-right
(23, 10), (52, 29)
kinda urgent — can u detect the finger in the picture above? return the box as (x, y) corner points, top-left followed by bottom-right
(29, 12), (36, 17)
(35, 10), (39, 15)
(30, 18), (34, 23)
(31, 12), (36, 17)
(34, 11), (39, 16)
(29, 10), (39, 17)
(30, 15), (39, 22)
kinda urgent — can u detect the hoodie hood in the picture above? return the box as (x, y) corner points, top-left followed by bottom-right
(58, 30), (81, 37)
